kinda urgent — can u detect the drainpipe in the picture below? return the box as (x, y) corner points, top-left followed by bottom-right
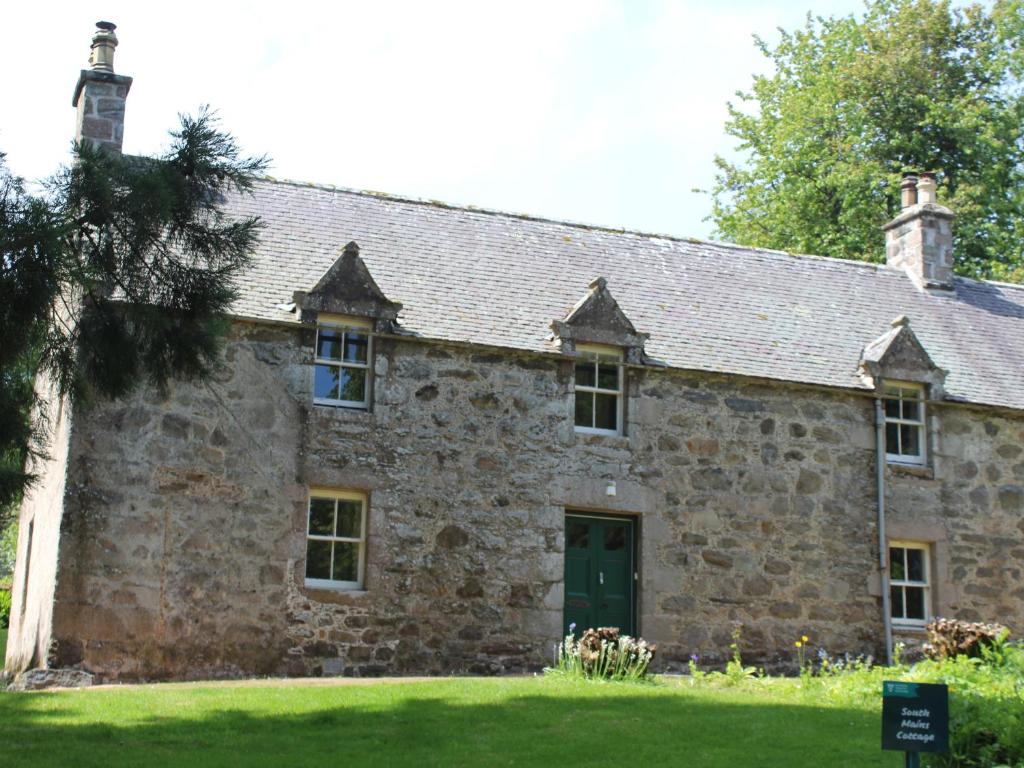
(875, 397), (894, 666)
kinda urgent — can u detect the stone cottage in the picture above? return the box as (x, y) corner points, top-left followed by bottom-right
(6, 24), (1024, 682)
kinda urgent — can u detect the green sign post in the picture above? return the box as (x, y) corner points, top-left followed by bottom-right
(882, 681), (949, 767)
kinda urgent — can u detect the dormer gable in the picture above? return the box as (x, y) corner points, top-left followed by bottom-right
(550, 277), (649, 363)
(293, 241), (402, 328)
(859, 315), (946, 397)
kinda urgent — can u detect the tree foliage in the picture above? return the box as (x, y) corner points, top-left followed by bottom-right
(709, 0), (1024, 282)
(0, 109), (266, 508)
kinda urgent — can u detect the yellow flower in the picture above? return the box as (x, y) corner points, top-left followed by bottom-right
(795, 641), (802, 648)
(801, 635), (809, 643)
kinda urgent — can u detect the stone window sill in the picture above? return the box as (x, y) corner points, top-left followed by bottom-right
(312, 403), (375, 420)
(892, 624), (927, 634)
(574, 432), (631, 450)
(888, 463), (934, 480)
(300, 586), (370, 605)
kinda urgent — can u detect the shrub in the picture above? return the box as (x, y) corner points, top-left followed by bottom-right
(686, 625), (1024, 767)
(915, 643), (1024, 768)
(548, 626), (656, 681)
(0, 521), (16, 578)
(0, 586), (11, 629)
(923, 618), (1009, 661)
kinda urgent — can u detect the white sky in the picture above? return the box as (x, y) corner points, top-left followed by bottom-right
(5, 1), (871, 240)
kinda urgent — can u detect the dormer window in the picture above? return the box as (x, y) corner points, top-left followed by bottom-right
(574, 345), (623, 436)
(884, 382), (925, 465)
(314, 314), (372, 409)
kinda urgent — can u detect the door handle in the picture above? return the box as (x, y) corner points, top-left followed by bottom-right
(599, 571), (604, 585)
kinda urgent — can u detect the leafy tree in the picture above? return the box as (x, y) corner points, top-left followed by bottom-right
(709, 0), (1024, 282)
(0, 109), (267, 508)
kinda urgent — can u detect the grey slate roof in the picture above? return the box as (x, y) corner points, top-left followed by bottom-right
(224, 178), (1024, 411)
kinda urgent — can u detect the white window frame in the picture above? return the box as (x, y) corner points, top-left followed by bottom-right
(304, 488), (367, 591)
(313, 314), (372, 409)
(889, 541), (931, 628)
(573, 344), (624, 436)
(884, 382), (926, 466)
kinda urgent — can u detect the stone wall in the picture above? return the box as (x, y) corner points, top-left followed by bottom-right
(886, 406), (1024, 639)
(28, 321), (1024, 680)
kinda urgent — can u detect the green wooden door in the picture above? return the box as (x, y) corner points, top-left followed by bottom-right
(564, 514), (635, 636)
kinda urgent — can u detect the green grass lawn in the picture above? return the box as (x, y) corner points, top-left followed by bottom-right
(0, 676), (901, 767)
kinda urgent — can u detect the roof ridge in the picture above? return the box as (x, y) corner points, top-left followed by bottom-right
(255, 175), (1020, 291)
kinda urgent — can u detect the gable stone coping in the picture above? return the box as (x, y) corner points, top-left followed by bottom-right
(550, 277), (650, 363)
(293, 241), (403, 331)
(859, 315), (947, 397)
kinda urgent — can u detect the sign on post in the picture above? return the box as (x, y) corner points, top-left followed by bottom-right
(882, 681), (949, 762)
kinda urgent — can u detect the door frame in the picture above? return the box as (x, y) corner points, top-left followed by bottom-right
(563, 509), (639, 637)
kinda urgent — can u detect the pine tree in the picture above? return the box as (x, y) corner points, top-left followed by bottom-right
(0, 109), (267, 508)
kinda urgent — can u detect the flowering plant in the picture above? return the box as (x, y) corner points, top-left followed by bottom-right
(548, 626), (657, 681)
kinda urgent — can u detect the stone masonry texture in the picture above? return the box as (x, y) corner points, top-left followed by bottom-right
(12, 321), (1022, 681)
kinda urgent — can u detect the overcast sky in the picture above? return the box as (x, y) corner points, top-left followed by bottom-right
(6, 1), (872, 240)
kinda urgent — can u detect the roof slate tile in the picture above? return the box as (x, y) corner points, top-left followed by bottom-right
(224, 179), (1024, 410)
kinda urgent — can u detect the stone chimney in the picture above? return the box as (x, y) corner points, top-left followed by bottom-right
(72, 22), (133, 153)
(882, 171), (955, 290)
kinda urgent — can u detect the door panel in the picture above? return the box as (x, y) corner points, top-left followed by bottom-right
(563, 514), (635, 637)
(597, 520), (632, 634)
(564, 521), (595, 632)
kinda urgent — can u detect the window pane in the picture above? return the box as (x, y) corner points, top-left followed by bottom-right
(306, 539), (332, 580)
(567, 521), (589, 549)
(338, 368), (366, 403)
(575, 391), (594, 428)
(595, 393), (618, 431)
(885, 423), (900, 454)
(344, 332), (369, 364)
(316, 329), (343, 361)
(890, 585), (904, 619)
(314, 364), (340, 400)
(901, 424), (921, 456)
(309, 498), (335, 535)
(890, 547), (906, 581)
(907, 548), (925, 582)
(332, 542), (359, 582)
(604, 526), (626, 551)
(597, 362), (619, 390)
(336, 500), (363, 538)
(902, 397), (920, 422)
(884, 395), (901, 419)
(905, 586), (926, 620)
(575, 362), (595, 388)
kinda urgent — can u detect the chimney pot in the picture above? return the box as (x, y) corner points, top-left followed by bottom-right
(900, 172), (919, 209)
(89, 21), (119, 73)
(917, 172), (937, 205)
